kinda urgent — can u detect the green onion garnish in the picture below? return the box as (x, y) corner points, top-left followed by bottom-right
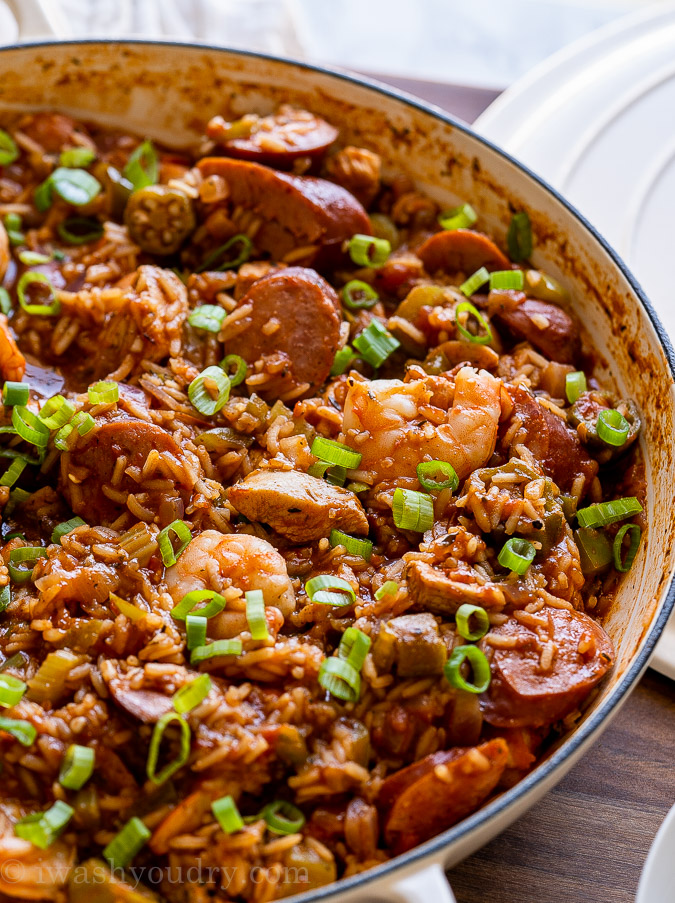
(59, 743), (95, 790)
(17, 250), (52, 266)
(197, 234), (252, 273)
(307, 461), (347, 486)
(489, 269), (524, 291)
(330, 345), (356, 376)
(498, 537), (536, 575)
(38, 394), (75, 430)
(146, 711), (191, 785)
(352, 319), (400, 369)
(190, 639), (242, 666)
(0, 457), (26, 488)
(347, 234), (391, 268)
(261, 800), (305, 835)
(17, 272), (61, 316)
(613, 523), (641, 573)
(172, 674), (211, 715)
(318, 656), (361, 702)
(438, 203), (477, 231)
(374, 581), (398, 600)
(12, 406), (49, 448)
(341, 279), (379, 311)
(0, 714), (36, 746)
(337, 626), (371, 671)
(444, 645), (491, 693)
(8, 546), (48, 584)
(14, 801), (73, 850)
(34, 179), (53, 212)
(188, 365), (231, 416)
(0, 673), (26, 708)
(0, 129), (19, 166)
(2, 382), (29, 407)
(212, 795), (244, 834)
(220, 354), (247, 387)
(4, 212), (21, 232)
(311, 436), (362, 470)
(170, 589), (226, 622)
(0, 585), (10, 613)
(416, 460), (459, 492)
(565, 371), (587, 404)
(460, 267), (490, 298)
(392, 487), (434, 532)
(36, 167), (102, 209)
(186, 614), (207, 650)
(245, 589), (269, 641)
(57, 217), (104, 245)
(597, 409), (630, 447)
(123, 140), (159, 191)
(0, 287), (12, 314)
(305, 574), (356, 607)
(59, 147), (96, 168)
(455, 299), (492, 344)
(507, 211), (533, 262)
(54, 411), (94, 450)
(577, 497), (642, 529)
(455, 603), (490, 642)
(103, 817), (151, 870)
(87, 380), (119, 405)
(157, 519), (192, 568)
(188, 304), (227, 333)
(328, 529), (373, 561)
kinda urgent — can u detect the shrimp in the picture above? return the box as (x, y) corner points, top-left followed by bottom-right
(0, 803), (75, 900)
(0, 314), (25, 382)
(340, 366), (501, 485)
(165, 530), (296, 639)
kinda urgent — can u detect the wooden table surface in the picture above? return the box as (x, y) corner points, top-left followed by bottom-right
(369, 73), (675, 901)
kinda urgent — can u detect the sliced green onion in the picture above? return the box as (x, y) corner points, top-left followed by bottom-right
(0, 457), (26, 488)
(613, 523), (641, 573)
(347, 234), (390, 268)
(0, 287), (12, 314)
(48, 167), (101, 206)
(330, 345), (356, 376)
(59, 147), (96, 168)
(353, 319), (400, 368)
(18, 250), (52, 266)
(220, 354), (247, 386)
(455, 603), (490, 641)
(575, 526), (613, 575)
(455, 300), (492, 344)
(146, 711), (191, 785)
(4, 212), (21, 232)
(59, 743), (95, 790)
(0, 673), (26, 707)
(0, 129), (19, 166)
(57, 216), (104, 245)
(34, 179), (53, 212)
(444, 645), (491, 693)
(190, 639), (242, 666)
(38, 395), (75, 430)
(170, 589), (226, 622)
(186, 614), (207, 650)
(460, 267), (490, 298)
(173, 674), (212, 715)
(54, 411), (95, 450)
(597, 409), (630, 447)
(103, 817), (151, 869)
(489, 269), (524, 291)
(307, 461), (347, 486)
(197, 234), (252, 273)
(17, 271), (61, 316)
(507, 211), (533, 262)
(6, 488), (30, 514)
(392, 487), (434, 532)
(87, 380), (119, 405)
(188, 365), (231, 416)
(565, 371), (587, 404)
(188, 304), (227, 333)
(2, 382), (29, 407)
(245, 589), (269, 641)
(311, 436), (362, 470)
(305, 574), (356, 607)
(318, 656), (361, 702)
(0, 714), (36, 746)
(577, 497), (642, 529)
(6, 228), (24, 246)
(341, 279), (379, 310)
(12, 406), (49, 448)
(498, 537), (536, 575)
(14, 801), (73, 850)
(328, 529), (373, 561)
(212, 795), (244, 834)
(0, 585), (10, 613)
(123, 140), (159, 191)
(51, 516), (87, 544)
(157, 519), (192, 568)
(261, 800), (305, 835)
(417, 460), (459, 492)
(8, 546), (48, 584)
(374, 580), (398, 600)
(338, 627), (371, 671)
(438, 203), (477, 231)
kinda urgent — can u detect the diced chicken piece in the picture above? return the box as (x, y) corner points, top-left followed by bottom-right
(323, 146), (382, 208)
(406, 559), (506, 615)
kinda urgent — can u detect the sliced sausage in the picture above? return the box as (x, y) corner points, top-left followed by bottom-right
(228, 468), (368, 542)
(207, 106), (338, 167)
(197, 157), (371, 268)
(228, 267), (341, 399)
(379, 739), (509, 854)
(480, 607), (614, 729)
(488, 290), (578, 364)
(417, 229), (510, 276)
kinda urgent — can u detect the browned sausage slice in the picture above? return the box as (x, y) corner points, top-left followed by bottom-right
(488, 290), (579, 363)
(227, 267), (341, 399)
(379, 739), (509, 854)
(480, 607), (614, 729)
(197, 157), (371, 267)
(207, 106), (338, 167)
(417, 229), (511, 276)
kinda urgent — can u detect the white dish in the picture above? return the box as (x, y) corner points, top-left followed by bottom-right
(636, 803), (675, 903)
